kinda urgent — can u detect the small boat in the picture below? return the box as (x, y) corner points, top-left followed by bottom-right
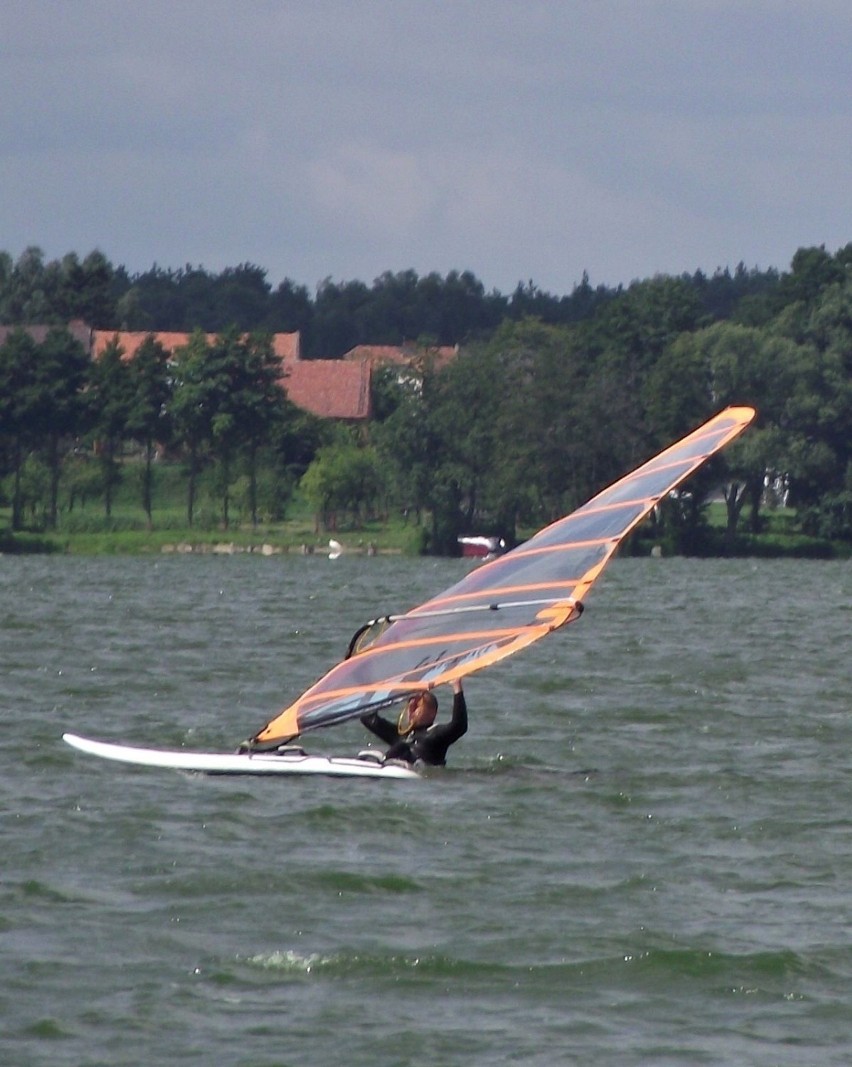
(457, 535), (506, 559)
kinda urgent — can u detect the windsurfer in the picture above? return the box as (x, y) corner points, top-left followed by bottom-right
(360, 680), (467, 766)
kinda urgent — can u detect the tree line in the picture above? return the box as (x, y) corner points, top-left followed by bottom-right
(0, 325), (322, 535)
(2, 245), (783, 357)
(1, 242), (850, 551)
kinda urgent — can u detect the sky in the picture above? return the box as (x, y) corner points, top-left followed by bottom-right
(2, 1), (851, 296)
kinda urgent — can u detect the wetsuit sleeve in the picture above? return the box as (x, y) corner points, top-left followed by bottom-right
(360, 711), (398, 746)
(436, 689), (468, 746)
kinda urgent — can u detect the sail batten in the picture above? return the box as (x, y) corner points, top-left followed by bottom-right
(250, 406), (756, 746)
(407, 594), (579, 617)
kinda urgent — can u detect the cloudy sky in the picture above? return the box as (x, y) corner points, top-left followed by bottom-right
(2, 1), (850, 295)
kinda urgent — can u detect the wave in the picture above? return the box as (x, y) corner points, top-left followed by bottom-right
(224, 942), (836, 993)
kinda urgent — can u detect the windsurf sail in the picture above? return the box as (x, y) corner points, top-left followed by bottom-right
(249, 406), (756, 748)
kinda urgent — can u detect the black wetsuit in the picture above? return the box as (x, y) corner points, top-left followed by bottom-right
(360, 690), (467, 766)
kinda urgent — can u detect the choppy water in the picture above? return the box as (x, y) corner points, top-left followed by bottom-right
(2, 553), (850, 1066)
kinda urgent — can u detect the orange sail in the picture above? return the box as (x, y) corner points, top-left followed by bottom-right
(250, 406), (756, 746)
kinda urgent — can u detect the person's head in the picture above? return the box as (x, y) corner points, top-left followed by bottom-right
(400, 691), (438, 732)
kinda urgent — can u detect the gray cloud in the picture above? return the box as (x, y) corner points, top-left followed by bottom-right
(2, 1), (850, 294)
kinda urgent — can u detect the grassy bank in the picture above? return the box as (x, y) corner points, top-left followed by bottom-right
(1, 474), (847, 559)
(3, 513), (846, 559)
(0, 506), (426, 557)
(0, 465), (426, 556)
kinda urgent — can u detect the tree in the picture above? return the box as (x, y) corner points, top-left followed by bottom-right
(0, 326), (88, 531)
(0, 329), (40, 528)
(126, 335), (172, 528)
(300, 438), (383, 532)
(1, 247), (50, 323)
(171, 331), (214, 526)
(311, 277), (372, 356)
(780, 278), (852, 537)
(33, 326), (90, 528)
(265, 278), (313, 338)
(224, 331), (293, 528)
(459, 319), (613, 536)
(185, 263), (272, 331)
(371, 351), (457, 549)
(86, 337), (133, 517)
(644, 320), (808, 544)
(72, 250), (117, 326)
(171, 328), (292, 528)
(45, 250), (117, 326)
(203, 330), (255, 528)
(591, 275), (705, 461)
(444, 323), (551, 539)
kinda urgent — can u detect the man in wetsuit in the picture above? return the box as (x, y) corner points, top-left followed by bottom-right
(360, 680), (467, 766)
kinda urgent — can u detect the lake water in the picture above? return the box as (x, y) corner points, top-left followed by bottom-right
(2, 553), (850, 1066)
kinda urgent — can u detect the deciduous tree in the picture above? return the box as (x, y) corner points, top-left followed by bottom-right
(86, 337), (134, 517)
(126, 335), (172, 528)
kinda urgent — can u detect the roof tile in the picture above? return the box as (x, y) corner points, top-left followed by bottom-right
(281, 357), (371, 420)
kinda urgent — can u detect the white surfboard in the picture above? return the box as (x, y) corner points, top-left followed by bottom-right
(62, 733), (421, 780)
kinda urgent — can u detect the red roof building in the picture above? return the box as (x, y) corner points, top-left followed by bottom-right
(3, 322), (376, 421)
(91, 329), (369, 420)
(0, 320), (93, 350)
(91, 329), (301, 362)
(281, 356), (372, 420)
(342, 342), (458, 371)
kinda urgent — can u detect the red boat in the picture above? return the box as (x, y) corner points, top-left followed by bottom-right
(457, 535), (506, 559)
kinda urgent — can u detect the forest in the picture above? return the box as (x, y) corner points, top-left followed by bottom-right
(1, 243), (850, 554)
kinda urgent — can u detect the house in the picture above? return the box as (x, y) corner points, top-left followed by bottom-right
(0, 319), (93, 351)
(91, 328), (371, 421)
(90, 329), (301, 362)
(2, 322), (374, 422)
(342, 342), (458, 372)
(280, 355), (372, 420)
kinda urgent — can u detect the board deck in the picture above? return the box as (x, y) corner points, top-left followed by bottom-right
(62, 733), (421, 780)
